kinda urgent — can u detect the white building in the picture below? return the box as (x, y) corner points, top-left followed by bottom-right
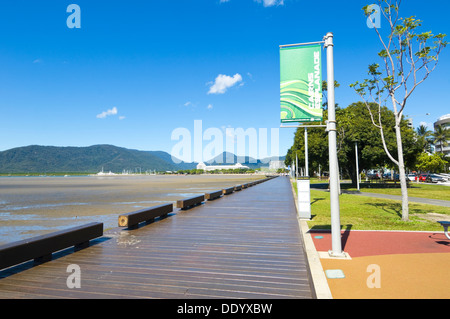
(196, 162), (250, 171)
(269, 160), (286, 170)
(434, 114), (450, 156)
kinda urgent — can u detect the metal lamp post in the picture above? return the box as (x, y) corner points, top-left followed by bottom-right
(280, 32), (344, 257)
(355, 141), (360, 191)
(324, 32), (345, 258)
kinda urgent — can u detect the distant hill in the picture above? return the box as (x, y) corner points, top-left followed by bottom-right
(0, 145), (284, 173)
(0, 145), (192, 173)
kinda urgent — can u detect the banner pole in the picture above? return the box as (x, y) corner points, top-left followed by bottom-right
(324, 32), (345, 258)
(355, 142), (360, 191)
(304, 127), (309, 177)
(280, 40), (325, 48)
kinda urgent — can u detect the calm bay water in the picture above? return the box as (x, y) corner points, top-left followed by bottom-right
(0, 174), (260, 245)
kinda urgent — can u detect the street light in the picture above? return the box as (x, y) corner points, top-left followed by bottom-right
(354, 140), (360, 191)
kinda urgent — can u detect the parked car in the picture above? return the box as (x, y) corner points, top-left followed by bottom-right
(426, 174), (445, 183)
(383, 173), (400, 180)
(407, 174), (417, 182)
(418, 174), (429, 182)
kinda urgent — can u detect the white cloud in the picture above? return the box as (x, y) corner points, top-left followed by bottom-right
(208, 73), (243, 94)
(220, 0), (284, 6)
(419, 121), (432, 128)
(207, 104), (213, 109)
(184, 101), (192, 107)
(119, 116), (126, 120)
(255, 0), (284, 7)
(96, 107), (118, 119)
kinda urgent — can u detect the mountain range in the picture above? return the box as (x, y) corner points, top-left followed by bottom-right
(0, 144), (285, 173)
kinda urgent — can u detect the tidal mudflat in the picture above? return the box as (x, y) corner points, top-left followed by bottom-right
(0, 174), (261, 245)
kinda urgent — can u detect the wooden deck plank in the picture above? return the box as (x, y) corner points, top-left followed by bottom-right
(1, 266), (311, 290)
(35, 250), (307, 271)
(7, 266), (311, 298)
(1, 272), (309, 299)
(0, 176), (313, 299)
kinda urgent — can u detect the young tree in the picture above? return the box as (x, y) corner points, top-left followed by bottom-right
(350, 1), (447, 221)
(285, 102), (420, 185)
(416, 152), (448, 173)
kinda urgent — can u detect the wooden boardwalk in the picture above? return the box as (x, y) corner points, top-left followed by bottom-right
(0, 176), (313, 299)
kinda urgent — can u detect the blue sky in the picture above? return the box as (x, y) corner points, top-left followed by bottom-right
(0, 0), (449, 162)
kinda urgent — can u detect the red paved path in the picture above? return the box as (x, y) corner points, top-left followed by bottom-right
(310, 230), (450, 299)
(311, 230), (450, 257)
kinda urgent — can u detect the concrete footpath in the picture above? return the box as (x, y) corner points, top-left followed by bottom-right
(311, 183), (450, 207)
(351, 192), (450, 207)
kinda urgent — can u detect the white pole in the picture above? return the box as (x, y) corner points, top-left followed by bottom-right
(292, 161), (295, 179)
(355, 142), (360, 191)
(324, 32), (344, 258)
(304, 127), (309, 177)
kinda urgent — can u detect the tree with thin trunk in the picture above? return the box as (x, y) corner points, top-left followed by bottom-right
(350, 0), (447, 221)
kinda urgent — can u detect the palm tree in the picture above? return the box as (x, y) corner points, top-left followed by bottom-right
(433, 125), (450, 154)
(416, 125), (433, 153)
(417, 125), (432, 138)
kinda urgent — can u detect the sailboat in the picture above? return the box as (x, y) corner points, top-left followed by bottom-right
(96, 167), (115, 176)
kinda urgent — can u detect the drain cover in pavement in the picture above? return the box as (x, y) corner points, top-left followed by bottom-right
(325, 269), (345, 279)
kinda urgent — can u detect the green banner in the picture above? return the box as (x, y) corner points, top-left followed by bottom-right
(280, 44), (323, 123)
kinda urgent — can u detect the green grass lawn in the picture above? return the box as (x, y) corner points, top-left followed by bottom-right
(306, 178), (449, 201)
(354, 182), (450, 200)
(292, 180), (450, 231)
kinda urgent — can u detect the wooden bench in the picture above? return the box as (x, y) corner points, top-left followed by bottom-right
(118, 203), (173, 228)
(438, 221), (450, 240)
(176, 195), (205, 210)
(0, 222), (103, 270)
(222, 187), (234, 195)
(205, 190), (222, 201)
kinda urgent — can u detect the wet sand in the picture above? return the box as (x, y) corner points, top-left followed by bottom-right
(0, 174), (262, 245)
